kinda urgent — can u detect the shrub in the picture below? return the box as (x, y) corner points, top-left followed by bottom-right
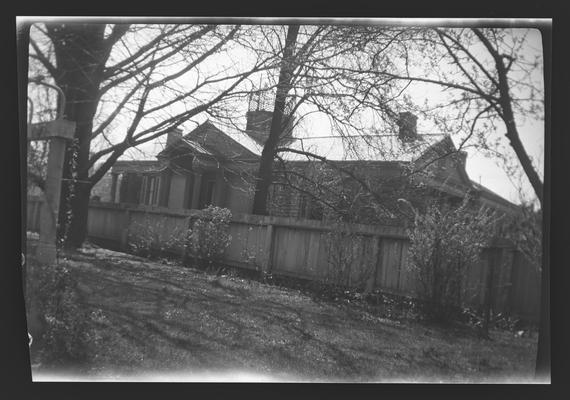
(186, 205), (232, 268)
(26, 261), (96, 364)
(406, 197), (496, 322)
(324, 222), (373, 288)
(128, 215), (187, 259)
(502, 203), (542, 274)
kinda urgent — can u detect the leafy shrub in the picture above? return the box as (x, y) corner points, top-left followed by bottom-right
(26, 261), (96, 364)
(502, 203), (542, 274)
(406, 197), (496, 322)
(324, 222), (374, 287)
(186, 206), (232, 268)
(129, 215), (187, 259)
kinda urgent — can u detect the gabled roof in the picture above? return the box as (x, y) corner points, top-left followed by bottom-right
(159, 120), (455, 165)
(158, 121), (259, 162)
(280, 133), (447, 162)
(411, 135), (473, 186)
(471, 180), (521, 213)
(112, 160), (166, 174)
(111, 119), (520, 213)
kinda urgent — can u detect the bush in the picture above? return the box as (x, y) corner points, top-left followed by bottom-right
(26, 261), (96, 364)
(324, 222), (374, 288)
(406, 197), (496, 323)
(186, 205), (232, 268)
(128, 215), (187, 259)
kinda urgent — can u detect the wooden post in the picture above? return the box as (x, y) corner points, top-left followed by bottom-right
(363, 236), (379, 294)
(373, 237), (384, 289)
(120, 209), (131, 251)
(262, 223), (275, 274)
(395, 239), (406, 292)
(35, 136), (68, 264)
(482, 248), (498, 336)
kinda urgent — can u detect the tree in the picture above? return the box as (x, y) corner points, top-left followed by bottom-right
(378, 27), (544, 207)
(28, 22), (271, 248)
(251, 24), (300, 215)
(248, 25), (412, 215)
(377, 26), (548, 379)
(405, 197), (496, 324)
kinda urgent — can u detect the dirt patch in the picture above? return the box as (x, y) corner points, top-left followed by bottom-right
(27, 245), (538, 382)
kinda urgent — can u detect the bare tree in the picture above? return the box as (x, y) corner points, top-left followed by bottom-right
(375, 26), (548, 379)
(28, 22), (273, 247)
(250, 25), (300, 215)
(376, 27), (544, 207)
(246, 25), (412, 215)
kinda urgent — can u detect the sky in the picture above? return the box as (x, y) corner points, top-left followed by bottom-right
(26, 19), (546, 206)
(129, 25), (545, 206)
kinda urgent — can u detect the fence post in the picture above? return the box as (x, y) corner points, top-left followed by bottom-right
(372, 236), (383, 290)
(36, 136), (67, 264)
(261, 223), (275, 274)
(363, 235), (379, 294)
(482, 247), (498, 336)
(120, 208), (131, 251)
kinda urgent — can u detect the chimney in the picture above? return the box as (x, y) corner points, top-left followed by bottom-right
(397, 112), (418, 141)
(457, 150), (467, 168)
(166, 127), (183, 147)
(245, 90), (294, 145)
(245, 109), (274, 145)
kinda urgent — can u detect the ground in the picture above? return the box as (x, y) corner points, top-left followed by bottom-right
(26, 243), (537, 383)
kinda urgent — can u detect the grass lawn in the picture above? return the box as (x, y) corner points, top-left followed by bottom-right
(27, 244), (538, 383)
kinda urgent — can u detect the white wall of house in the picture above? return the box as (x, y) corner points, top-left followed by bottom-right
(168, 173), (187, 209)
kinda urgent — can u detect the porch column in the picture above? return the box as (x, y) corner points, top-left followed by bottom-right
(110, 173), (118, 203)
(215, 169), (227, 207)
(191, 171), (203, 209)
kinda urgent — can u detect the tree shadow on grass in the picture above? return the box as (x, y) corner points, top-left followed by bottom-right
(58, 254), (534, 381)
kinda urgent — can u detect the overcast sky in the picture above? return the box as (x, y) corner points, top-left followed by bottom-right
(26, 18), (545, 206)
(124, 23), (545, 206)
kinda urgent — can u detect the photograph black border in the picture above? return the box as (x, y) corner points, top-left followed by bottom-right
(2, 1), (566, 398)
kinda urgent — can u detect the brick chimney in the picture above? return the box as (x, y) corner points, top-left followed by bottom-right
(457, 150), (467, 168)
(245, 90), (294, 145)
(166, 127), (183, 147)
(245, 109), (274, 145)
(397, 112), (418, 142)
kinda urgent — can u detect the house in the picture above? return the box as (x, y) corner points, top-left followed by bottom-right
(100, 101), (520, 223)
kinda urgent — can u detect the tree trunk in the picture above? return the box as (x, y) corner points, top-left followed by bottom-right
(473, 28), (544, 207)
(48, 24), (107, 248)
(251, 25), (299, 215)
(497, 59), (543, 207)
(64, 182), (92, 248)
(56, 94), (99, 248)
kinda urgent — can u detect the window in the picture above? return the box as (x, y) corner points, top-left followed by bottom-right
(140, 175), (162, 206)
(198, 173), (217, 209)
(110, 173), (119, 203)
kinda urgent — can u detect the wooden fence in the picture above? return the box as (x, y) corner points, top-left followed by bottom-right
(26, 197), (541, 321)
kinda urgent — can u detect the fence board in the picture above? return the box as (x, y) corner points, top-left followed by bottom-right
(378, 239), (405, 292)
(25, 198), (541, 321)
(509, 251), (541, 320)
(397, 241), (416, 295)
(88, 206), (127, 240)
